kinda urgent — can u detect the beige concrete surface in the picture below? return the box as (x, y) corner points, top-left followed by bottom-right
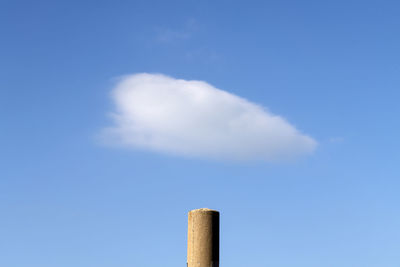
(187, 208), (219, 267)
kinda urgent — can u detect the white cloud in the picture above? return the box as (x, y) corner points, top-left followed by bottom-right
(101, 73), (317, 161)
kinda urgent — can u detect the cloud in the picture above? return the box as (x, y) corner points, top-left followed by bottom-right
(155, 19), (197, 43)
(101, 73), (317, 161)
(329, 137), (344, 143)
(156, 28), (191, 43)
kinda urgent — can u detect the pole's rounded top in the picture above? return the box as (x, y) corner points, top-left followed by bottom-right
(189, 208), (219, 214)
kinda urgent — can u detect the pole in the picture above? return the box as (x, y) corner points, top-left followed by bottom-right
(187, 208), (220, 267)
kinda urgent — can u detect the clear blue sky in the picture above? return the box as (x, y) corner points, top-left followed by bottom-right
(1, 0), (400, 266)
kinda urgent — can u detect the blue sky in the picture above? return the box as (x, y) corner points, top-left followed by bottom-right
(1, 0), (400, 266)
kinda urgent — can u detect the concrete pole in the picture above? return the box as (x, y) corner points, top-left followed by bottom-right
(187, 208), (220, 267)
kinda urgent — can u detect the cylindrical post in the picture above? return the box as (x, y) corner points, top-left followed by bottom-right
(187, 208), (220, 267)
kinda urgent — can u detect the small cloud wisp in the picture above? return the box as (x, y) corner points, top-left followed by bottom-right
(101, 73), (317, 161)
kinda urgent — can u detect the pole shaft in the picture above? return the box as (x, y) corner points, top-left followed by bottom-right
(187, 208), (219, 267)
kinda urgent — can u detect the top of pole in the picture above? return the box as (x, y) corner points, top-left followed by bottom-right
(189, 208), (219, 213)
